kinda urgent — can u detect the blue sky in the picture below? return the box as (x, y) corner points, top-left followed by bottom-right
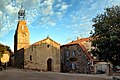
(0, 0), (120, 51)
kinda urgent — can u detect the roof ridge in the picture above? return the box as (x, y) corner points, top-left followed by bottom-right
(31, 37), (60, 46)
(64, 37), (92, 46)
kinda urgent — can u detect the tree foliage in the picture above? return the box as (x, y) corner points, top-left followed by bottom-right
(91, 6), (120, 66)
(0, 43), (12, 60)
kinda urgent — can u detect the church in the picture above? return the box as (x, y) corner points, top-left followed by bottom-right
(14, 7), (60, 72)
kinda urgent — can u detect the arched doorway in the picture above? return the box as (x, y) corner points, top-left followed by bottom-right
(47, 58), (53, 71)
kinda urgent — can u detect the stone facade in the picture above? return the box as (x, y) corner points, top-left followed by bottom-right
(14, 37), (60, 72)
(14, 48), (24, 68)
(60, 38), (93, 73)
(24, 37), (60, 72)
(14, 20), (30, 52)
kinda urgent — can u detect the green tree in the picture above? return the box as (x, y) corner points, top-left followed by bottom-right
(0, 44), (6, 59)
(0, 43), (12, 61)
(91, 6), (120, 66)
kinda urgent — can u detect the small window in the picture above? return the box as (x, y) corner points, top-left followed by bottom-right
(72, 51), (75, 56)
(78, 50), (81, 56)
(32, 46), (34, 51)
(66, 51), (69, 57)
(65, 61), (69, 67)
(78, 52), (80, 56)
(67, 46), (69, 48)
(72, 62), (76, 70)
(30, 55), (32, 61)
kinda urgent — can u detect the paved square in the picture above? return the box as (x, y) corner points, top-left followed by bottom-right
(0, 69), (113, 80)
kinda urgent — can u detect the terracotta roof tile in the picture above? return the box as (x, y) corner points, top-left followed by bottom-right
(31, 37), (60, 46)
(70, 37), (91, 44)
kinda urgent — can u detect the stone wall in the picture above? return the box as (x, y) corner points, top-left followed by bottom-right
(61, 44), (91, 73)
(14, 20), (30, 52)
(24, 38), (60, 72)
(14, 48), (24, 69)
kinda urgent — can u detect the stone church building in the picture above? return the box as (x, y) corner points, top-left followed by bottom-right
(14, 7), (60, 72)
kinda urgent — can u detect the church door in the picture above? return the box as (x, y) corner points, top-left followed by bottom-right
(47, 58), (52, 71)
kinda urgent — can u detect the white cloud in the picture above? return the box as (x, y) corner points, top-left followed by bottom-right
(79, 22), (92, 28)
(57, 0), (62, 2)
(49, 21), (56, 26)
(55, 4), (61, 8)
(79, 24), (85, 27)
(0, 0), (70, 37)
(0, 11), (3, 17)
(70, 15), (77, 22)
(60, 2), (69, 11)
(40, 0), (55, 15)
(107, 0), (120, 6)
(42, 6), (52, 15)
(0, 0), (10, 11)
(6, 4), (19, 13)
(32, 0), (40, 4)
(16, 0), (26, 4)
(56, 12), (63, 18)
(81, 16), (88, 20)
(42, 17), (56, 26)
(41, 17), (45, 21)
(90, 1), (102, 11)
(66, 36), (72, 41)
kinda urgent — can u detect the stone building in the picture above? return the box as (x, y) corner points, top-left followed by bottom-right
(60, 37), (94, 73)
(14, 7), (60, 72)
(24, 37), (60, 72)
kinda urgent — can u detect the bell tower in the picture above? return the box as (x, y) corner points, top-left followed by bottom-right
(14, 5), (30, 52)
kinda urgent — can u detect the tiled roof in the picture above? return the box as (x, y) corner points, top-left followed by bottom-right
(70, 37), (91, 44)
(31, 36), (60, 46)
(62, 37), (92, 46)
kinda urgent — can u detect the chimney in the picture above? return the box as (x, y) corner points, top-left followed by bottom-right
(77, 37), (81, 40)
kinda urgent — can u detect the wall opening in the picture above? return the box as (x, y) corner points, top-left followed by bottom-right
(47, 44), (50, 48)
(47, 58), (53, 71)
(30, 55), (32, 61)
